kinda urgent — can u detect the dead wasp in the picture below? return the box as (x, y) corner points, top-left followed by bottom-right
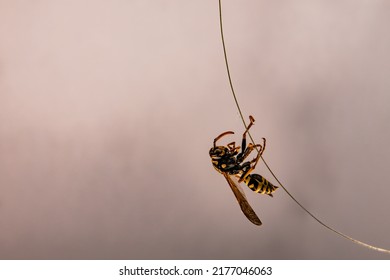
(209, 116), (278, 226)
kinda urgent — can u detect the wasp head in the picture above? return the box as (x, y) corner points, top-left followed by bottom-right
(210, 130), (235, 161)
(209, 146), (230, 160)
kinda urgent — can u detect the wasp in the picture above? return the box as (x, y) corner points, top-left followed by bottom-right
(209, 116), (278, 226)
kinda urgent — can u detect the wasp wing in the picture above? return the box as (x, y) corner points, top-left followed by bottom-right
(223, 173), (262, 226)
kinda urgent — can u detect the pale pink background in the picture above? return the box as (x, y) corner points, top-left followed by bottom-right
(1, 0), (390, 259)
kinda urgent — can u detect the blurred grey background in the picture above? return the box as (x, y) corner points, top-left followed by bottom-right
(1, 0), (390, 259)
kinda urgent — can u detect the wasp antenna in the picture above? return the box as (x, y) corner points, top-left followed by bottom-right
(214, 131), (234, 147)
(249, 115), (255, 123)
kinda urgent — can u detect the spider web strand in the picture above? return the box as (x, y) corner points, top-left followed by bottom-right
(218, 0), (390, 254)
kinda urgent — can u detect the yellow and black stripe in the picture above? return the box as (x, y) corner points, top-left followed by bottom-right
(243, 174), (278, 197)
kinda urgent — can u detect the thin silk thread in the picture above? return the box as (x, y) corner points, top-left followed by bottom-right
(218, 0), (390, 254)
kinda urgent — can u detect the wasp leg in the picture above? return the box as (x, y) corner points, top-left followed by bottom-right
(238, 165), (255, 183)
(242, 116), (255, 147)
(251, 137), (266, 170)
(238, 143), (262, 164)
(237, 116), (256, 162)
(245, 115), (256, 133)
(238, 165), (257, 183)
(227, 142), (240, 154)
(237, 138), (266, 183)
(236, 162), (251, 182)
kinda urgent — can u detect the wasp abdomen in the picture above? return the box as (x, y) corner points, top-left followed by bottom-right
(244, 174), (278, 197)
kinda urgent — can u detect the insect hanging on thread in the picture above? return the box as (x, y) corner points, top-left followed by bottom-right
(209, 115), (278, 226)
